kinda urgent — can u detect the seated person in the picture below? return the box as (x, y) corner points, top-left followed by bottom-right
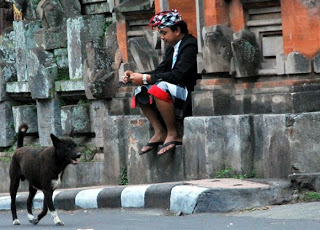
(122, 9), (199, 157)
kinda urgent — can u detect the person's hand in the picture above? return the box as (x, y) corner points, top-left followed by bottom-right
(129, 73), (143, 86)
(122, 70), (133, 84)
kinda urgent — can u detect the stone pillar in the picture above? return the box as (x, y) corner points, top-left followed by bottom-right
(0, 102), (15, 147)
(103, 115), (128, 184)
(67, 15), (106, 80)
(28, 47), (58, 99)
(0, 29), (16, 101)
(89, 100), (109, 148)
(36, 97), (62, 146)
(13, 20), (41, 82)
(12, 105), (38, 133)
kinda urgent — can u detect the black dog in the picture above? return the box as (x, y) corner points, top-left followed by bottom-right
(9, 124), (81, 226)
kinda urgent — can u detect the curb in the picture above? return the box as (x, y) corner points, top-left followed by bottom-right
(0, 179), (293, 214)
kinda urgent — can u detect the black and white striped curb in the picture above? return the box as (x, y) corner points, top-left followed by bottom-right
(0, 180), (293, 214)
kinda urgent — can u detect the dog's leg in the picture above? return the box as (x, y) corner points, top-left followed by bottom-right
(10, 171), (20, 225)
(37, 199), (48, 223)
(27, 185), (38, 225)
(41, 190), (64, 226)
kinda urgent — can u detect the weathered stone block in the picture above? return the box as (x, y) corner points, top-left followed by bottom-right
(89, 100), (109, 148)
(36, 97), (62, 146)
(184, 117), (223, 179)
(125, 116), (185, 184)
(34, 27), (67, 50)
(287, 112), (320, 174)
(128, 35), (159, 72)
(0, 29), (16, 64)
(103, 115), (129, 184)
(13, 20), (41, 82)
(314, 52), (320, 73)
(192, 91), (215, 116)
(55, 80), (85, 92)
(54, 48), (69, 69)
(67, 15), (106, 80)
(285, 52), (311, 74)
(61, 162), (104, 188)
(107, 96), (140, 116)
(61, 105), (91, 135)
(253, 114), (290, 178)
(82, 0), (113, 14)
(67, 16), (85, 80)
(0, 63), (16, 101)
(276, 53), (286, 75)
(184, 115), (253, 179)
(0, 101), (15, 147)
(28, 47), (58, 99)
(289, 173), (320, 192)
(192, 90), (231, 116)
(251, 94), (273, 114)
(202, 25), (233, 73)
(12, 105), (38, 133)
(6, 81), (30, 93)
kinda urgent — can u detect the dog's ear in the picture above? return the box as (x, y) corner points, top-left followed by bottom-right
(50, 134), (61, 146)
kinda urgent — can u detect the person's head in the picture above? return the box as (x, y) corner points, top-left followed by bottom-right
(149, 9), (188, 47)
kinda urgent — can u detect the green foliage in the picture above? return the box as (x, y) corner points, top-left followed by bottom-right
(215, 168), (255, 179)
(77, 99), (91, 108)
(81, 149), (95, 162)
(58, 95), (66, 107)
(56, 69), (69, 81)
(0, 156), (11, 162)
(102, 20), (112, 34)
(303, 192), (320, 201)
(119, 167), (128, 185)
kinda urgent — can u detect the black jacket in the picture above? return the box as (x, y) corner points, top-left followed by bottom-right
(145, 34), (200, 92)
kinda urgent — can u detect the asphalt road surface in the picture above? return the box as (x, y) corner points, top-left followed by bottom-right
(1, 202), (320, 230)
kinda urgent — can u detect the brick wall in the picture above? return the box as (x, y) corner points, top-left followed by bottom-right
(116, 20), (128, 63)
(203, 0), (229, 27)
(281, 0), (320, 58)
(168, 0), (197, 37)
(229, 0), (245, 32)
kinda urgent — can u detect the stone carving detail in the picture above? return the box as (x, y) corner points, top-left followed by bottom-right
(202, 25), (234, 73)
(231, 29), (261, 78)
(35, 0), (81, 50)
(11, 0), (40, 20)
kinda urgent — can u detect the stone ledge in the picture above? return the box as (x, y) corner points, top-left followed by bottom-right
(55, 80), (85, 92)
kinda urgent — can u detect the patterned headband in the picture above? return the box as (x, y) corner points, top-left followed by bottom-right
(149, 9), (182, 29)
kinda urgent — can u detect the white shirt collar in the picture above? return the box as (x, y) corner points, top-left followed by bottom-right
(173, 40), (182, 53)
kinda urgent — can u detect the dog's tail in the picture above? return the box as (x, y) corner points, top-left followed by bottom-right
(17, 123), (28, 149)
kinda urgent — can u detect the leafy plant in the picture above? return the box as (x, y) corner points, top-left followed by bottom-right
(303, 192), (320, 201)
(119, 167), (128, 185)
(77, 99), (91, 107)
(215, 168), (255, 179)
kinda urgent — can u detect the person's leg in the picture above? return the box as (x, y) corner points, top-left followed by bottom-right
(154, 98), (182, 155)
(139, 104), (166, 152)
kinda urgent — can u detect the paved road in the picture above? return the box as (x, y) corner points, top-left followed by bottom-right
(1, 202), (320, 230)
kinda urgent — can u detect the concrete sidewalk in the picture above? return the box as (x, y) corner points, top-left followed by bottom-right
(0, 178), (293, 214)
